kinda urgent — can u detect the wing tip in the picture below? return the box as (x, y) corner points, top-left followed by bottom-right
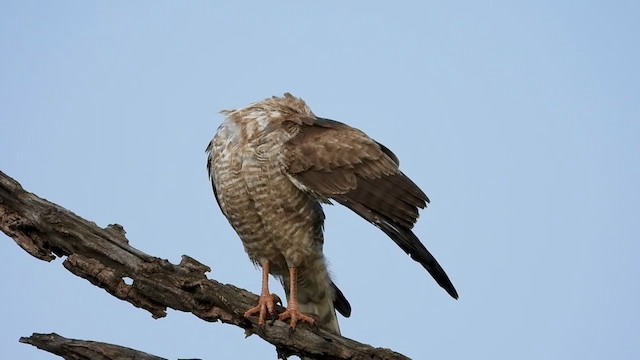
(382, 221), (459, 300)
(335, 199), (458, 300)
(448, 288), (459, 300)
(441, 279), (459, 299)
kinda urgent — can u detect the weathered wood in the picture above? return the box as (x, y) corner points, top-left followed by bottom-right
(0, 170), (410, 360)
(20, 333), (167, 360)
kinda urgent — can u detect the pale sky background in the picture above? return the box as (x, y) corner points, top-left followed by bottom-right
(1, 1), (639, 359)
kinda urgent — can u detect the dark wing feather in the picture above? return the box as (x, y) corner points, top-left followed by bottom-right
(284, 117), (458, 299)
(206, 139), (226, 216)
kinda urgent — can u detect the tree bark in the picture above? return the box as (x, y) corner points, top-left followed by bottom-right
(0, 170), (410, 360)
(20, 333), (167, 360)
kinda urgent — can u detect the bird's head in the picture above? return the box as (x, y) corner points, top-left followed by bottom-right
(222, 93), (315, 132)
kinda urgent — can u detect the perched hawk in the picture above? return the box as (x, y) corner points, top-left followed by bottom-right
(207, 93), (457, 334)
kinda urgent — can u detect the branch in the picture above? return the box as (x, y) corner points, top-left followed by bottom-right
(0, 170), (409, 360)
(20, 333), (166, 360)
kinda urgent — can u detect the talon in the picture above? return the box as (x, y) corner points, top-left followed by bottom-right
(279, 308), (316, 329)
(244, 293), (279, 327)
(278, 267), (316, 330)
(244, 262), (280, 327)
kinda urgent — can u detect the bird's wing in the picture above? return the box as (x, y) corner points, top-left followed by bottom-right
(206, 138), (226, 217)
(284, 117), (458, 299)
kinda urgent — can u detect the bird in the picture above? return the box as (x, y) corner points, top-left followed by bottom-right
(206, 93), (457, 335)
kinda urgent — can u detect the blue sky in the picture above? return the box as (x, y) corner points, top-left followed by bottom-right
(1, 1), (638, 359)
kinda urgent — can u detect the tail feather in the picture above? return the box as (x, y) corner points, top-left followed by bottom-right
(332, 282), (351, 318)
(298, 292), (341, 334)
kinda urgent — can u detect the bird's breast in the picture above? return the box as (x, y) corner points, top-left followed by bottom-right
(210, 129), (324, 270)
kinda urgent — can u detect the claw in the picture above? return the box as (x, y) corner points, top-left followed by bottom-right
(244, 293), (279, 327)
(278, 266), (316, 330)
(279, 307), (316, 330)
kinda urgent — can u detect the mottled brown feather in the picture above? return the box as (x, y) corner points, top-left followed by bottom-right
(208, 95), (351, 334)
(208, 93), (457, 338)
(284, 117), (458, 299)
(285, 118), (424, 227)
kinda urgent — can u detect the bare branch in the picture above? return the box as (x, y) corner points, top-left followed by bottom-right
(0, 170), (409, 360)
(20, 333), (166, 360)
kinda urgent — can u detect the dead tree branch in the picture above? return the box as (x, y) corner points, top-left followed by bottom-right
(20, 333), (166, 360)
(0, 170), (409, 360)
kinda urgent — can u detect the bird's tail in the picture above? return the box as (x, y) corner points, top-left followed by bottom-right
(282, 265), (351, 335)
(298, 283), (341, 335)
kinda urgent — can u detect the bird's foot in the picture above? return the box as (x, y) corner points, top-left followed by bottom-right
(244, 293), (280, 327)
(278, 306), (316, 330)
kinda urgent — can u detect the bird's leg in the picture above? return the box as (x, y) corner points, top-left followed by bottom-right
(244, 261), (279, 327)
(279, 267), (316, 329)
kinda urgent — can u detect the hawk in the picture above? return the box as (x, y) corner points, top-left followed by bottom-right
(206, 93), (457, 334)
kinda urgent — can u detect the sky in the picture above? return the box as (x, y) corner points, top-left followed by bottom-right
(1, 1), (639, 359)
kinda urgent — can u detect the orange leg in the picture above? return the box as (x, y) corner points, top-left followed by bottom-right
(244, 261), (279, 327)
(279, 267), (316, 329)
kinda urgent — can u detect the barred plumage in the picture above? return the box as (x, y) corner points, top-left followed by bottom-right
(206, 93), (456, 335)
